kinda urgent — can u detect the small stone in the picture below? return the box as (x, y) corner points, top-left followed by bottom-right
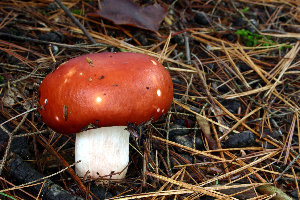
(172, 135), (203, 153)
(224, 131), (256, 148)
(194, 12), (211, 26)
(38, 32), (64, 43)
(171, 35), (185, 46)
(227, 34), (235, 42)
(236, 61), (252, 72)
(220, 100), (241, 114)
(169, 124), (189, 138)
(137, 34), (148, 46)
(233, 17), (247, 27)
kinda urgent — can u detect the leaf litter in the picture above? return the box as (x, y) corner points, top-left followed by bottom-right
(0, 0), (300, 199)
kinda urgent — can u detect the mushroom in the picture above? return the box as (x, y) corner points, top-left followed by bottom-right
(38, 52), (173, 180)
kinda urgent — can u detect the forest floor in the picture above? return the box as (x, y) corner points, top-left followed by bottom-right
(0, 0), (300, 199)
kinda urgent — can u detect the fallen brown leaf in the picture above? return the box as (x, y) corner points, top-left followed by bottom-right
(88, 0), (168, 32)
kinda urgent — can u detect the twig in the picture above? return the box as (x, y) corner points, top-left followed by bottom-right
(275, 153), (300, 182)
(166, 114), (172, 176)
(0, 108), (37, 126)
(48, 44), (56, 63)
(0, 33), (95, 52)
(54, 0), (97, 44)
(13, 130), (48, 138)
(184, 33), (191, 64)
(230, 0), (266, 40)
(6, 155), (83, 200)
(0, 110), (30, 175)
(0, 64), (42, 88)
(146, 171), (239, 200)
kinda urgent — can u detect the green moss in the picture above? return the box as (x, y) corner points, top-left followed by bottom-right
(235, 29), (277, 47)
(0, 75), (4, 83)
(241, 7), (249, 13)
(71, 9), (84, 15)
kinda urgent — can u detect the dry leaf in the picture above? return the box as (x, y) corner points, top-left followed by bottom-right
(196, 116), (218, 150)
(88, 0), (168, 32)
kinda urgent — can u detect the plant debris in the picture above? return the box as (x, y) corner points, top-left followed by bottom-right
(0, 0), (300, 199)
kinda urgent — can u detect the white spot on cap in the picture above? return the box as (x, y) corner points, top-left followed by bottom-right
(157, 89), (161, 97)
(64, 79), (68, 83)
(157, 108), (160, 112)
(151, 60), (157, 65)
(55, 116), (59, 121)
(80, 73), (83, 75)
(162, 109), (164, 113)
(45, 99), (47, 104)
(96, 97), (102, 102)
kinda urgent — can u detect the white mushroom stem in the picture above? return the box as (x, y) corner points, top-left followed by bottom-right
(75, 126), (129, 179)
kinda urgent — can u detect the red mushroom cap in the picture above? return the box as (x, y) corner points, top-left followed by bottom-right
(38, 52), (173, 134)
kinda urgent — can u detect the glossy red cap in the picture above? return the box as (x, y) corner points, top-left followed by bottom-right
(38, 52), (173, 134)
